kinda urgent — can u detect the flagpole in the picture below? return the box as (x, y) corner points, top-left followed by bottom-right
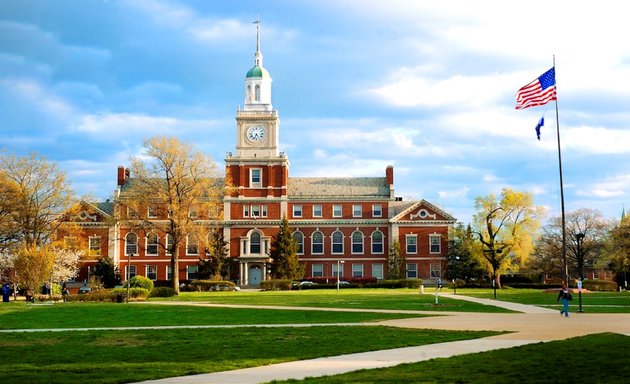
(553, 55), (569, 287)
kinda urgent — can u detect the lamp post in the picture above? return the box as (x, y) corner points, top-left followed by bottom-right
(126, 252), (133, 303)
(336, 260), (345, 293)
(575, 232), (585, 313)
(452, 256), (460, 295)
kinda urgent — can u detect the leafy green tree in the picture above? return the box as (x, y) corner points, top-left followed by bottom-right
(602, 214), (630, 286)
(198, 227), (230, 280)
(473, 188), (544, 289)
(387, 240), (406, 279)
(269, 216), (303, 280)
(446, 223), (484, 282)
(92, 257), (120, 288)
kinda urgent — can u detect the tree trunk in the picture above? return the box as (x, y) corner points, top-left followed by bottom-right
(172, 247), (180, 294)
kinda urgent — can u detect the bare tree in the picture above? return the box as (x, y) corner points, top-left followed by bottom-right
(123, 137), (223, 294)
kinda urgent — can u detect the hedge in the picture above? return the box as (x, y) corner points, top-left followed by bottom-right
(260, 279), (293, 291)
(189, 280), (237, 291)
(149, 287), (177, 297)
(65, 288), (149, 302)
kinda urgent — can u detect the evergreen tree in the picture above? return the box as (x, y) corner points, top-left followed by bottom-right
(269, 216), (303, 280)
(198, 227), (230, 280)
(446, 223), (484, 282)
(92, 257), (120, 288)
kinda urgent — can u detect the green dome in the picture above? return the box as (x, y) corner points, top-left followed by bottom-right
(246, 65), (270, 79)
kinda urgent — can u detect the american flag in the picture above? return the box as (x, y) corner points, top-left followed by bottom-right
(515, 67), (557, 110)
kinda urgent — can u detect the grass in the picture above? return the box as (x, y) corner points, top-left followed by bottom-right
(158, 289), (513, 313)
(0, 326), (497, 384)
(270, 333), (630, 384)
(459, 288), (630, 313)
(0, 302), (426, 329)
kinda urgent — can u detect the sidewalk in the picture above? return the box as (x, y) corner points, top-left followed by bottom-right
(134, 296), (630, 384)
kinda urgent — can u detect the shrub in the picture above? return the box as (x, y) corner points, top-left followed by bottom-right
(583, 279), (617, 292)
(447, 278), (466, 289)
(149, 287), (177, 297)
(125, 276), (154, 291)
(261, 279), (293, 291)
(366, 279), (423, 289)
(65, 288), (150, 302)
(189, 280), (237, 291)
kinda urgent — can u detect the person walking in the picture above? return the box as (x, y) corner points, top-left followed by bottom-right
(557, 283), (571, 317)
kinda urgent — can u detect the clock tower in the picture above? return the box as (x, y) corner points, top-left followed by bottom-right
(226, 19), (289, 200)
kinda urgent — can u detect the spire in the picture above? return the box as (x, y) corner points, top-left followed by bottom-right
(253, 16), (262, 68)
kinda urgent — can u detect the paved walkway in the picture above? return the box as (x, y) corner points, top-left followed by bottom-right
(133, 294), (630, 384)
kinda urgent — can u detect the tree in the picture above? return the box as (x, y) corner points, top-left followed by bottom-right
(13, 244), (56, 292)
(269, 216), (303, 280)
(445, 223), (484, 282)
(198, 227), (230, 280)
(387, 240), (406, 279)
(0, 152), (75, 251)
(602, 214), (630, 287)
(92, 256), (121, 288)
(473, 188), (544, 291)
(528, 208), (611, 282)
(124, 136), (222, 293)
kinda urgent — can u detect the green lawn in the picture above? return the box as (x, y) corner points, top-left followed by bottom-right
(0, 302), (424, 329)
(459, 288), (630, 313)
(270, 333), (630, 384)
(159, 289), (513, 312)
(0, 325), (497, 384)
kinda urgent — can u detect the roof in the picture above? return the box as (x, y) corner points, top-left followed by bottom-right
(288, 177), (391, 199)
(246, 65), (270, 79)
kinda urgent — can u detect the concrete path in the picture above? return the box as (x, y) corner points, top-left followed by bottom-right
(133, 295), (630, 384)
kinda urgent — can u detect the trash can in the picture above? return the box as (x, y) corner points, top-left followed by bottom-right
(2, 284), (10, 302)
(116, 293), (123, 303)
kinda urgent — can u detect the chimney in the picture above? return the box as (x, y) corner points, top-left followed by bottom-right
(117, 166), (127, 186)
(386, 165), (394, 186)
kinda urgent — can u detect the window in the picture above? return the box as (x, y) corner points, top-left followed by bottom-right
(406, 235), (417, 254)
(208, 205), (220, 218)
(352, 205), (362, 217)
(312, 231), (324, 254)
(261, 205), (268, 217)
(293, 205), (303, 218)
(64, 236), (77, 250)
(167, 265), (173, 280)
(372, 204), (382, 217)
(250, 168), (262, 188)
(293, 232), (304, 254)
(332, 231), (344, 254)
(251, 205), (261, 218)
(147, 205), (158, 218)
(371, 231), (384, 254)
(243, 205), (250, 218)
(125, 265), (137, 279)
(125, 233), (138, 255)
(146, 233), (159, 256)
(406, 263), (418, 279)
(187, 265), (198, 280)
(351, 231), (364, 254)
(313, 205), (322, 217)
(146, 265), (157, 280)
(186, 235), (198, 255)
(372, 263), (384, 280)
(333, 205), (342, 217)
(430, 235), (441, 254)
(430, 264), (441, 279)
(254, 84), (261, 101)
(352, 263), (364, 278)
(88, 237), (101, 257)
(127, 206), (138, 219)
(165, 235), (173, 255)
(312, 264), (324, 277)
(250, 232), (261, 254)
(188, 207), (197, 219)
(333, 262), (344, 278)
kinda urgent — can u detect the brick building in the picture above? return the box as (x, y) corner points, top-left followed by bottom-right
(63, 25), (456, 287)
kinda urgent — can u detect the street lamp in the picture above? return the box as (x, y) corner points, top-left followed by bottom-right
(575, 232), (585, 313)
(126, 252), (134, 303)
(452, 256), (460, 295)
(336, 260), (345, 292)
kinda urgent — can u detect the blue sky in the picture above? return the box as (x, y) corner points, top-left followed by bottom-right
(2, 0), (629, 225)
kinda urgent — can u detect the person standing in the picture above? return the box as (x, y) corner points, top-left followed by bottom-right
(557, 283), (571, 317)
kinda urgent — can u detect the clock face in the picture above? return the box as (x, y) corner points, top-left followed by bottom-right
(247, 125), (266, 142)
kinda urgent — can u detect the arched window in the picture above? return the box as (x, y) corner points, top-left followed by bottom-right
(352, 231), (364, 254)
(146, 233), (159, 255)
(371, 230), (384, 254)
(332, 231), (343, 254)
(125, 233), (138, 255)
(247, 84), (252, 102)
(312, 231), (324, 254)
(255, 84), (261, 101)
(292, 232), (304, 254)
(250, 231), (261, 254)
